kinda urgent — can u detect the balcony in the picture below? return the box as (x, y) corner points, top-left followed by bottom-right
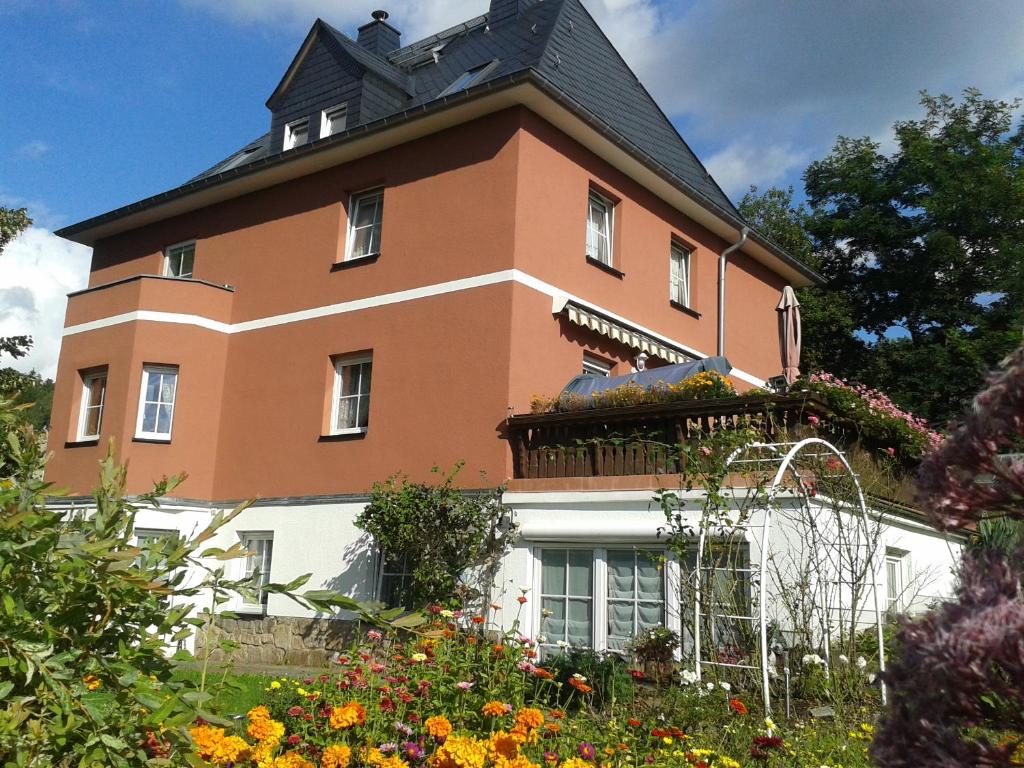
(505, 393), (833, 482)
(64, 274), (235, 330)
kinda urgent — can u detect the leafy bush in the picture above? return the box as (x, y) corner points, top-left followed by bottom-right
(355, 464), (513, 608)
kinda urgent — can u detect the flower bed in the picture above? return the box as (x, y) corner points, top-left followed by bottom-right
(530, 372), (736, 414)
(186, 610), (874, 768)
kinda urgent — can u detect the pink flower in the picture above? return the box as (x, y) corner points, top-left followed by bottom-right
(367, 629), (384, 641)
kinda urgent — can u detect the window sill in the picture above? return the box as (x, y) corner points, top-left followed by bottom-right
(64, 438), (100, 449)
(331, 253), (380, 271)
(585, 256), (624, 278)
(670, 300), (701, 319)
(132, 436), (172, 445)
(319, 429), (368, 442)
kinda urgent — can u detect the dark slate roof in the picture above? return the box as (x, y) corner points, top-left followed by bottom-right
(190, 0), (736, 215)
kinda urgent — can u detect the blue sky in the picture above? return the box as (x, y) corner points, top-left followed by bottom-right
(2, 0), (1023, 377)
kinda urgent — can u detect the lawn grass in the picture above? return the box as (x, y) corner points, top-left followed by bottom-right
(171, 667), (275, 717)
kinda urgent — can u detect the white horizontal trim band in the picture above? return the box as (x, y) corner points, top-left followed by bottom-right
(63, 269), (765, 386)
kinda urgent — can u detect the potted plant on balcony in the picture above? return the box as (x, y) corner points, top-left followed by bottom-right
(630, 626), (681, 684)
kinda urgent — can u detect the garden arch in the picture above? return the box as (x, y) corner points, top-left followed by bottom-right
(691, 437), (887, 712)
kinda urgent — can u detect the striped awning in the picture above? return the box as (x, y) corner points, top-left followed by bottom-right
(562, 302), (693, 364)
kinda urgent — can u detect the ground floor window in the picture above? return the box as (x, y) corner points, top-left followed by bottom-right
(535, 546), (666, 654)
(240, 532), (274, 612)
(376, 552), (412, 608)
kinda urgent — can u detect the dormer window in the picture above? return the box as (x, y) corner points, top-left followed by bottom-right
(284, 118), (309, 150)
(321, 105), (348, 138)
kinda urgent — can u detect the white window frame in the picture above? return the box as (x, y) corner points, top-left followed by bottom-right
(582, 355), (612, 377)
(533, 544), (672, 655)
(284, 117), (309, 150)
(585, 191), (614, 266)
(330, 355), (372, 435)
(885, 549), (910, 613)
(670, 242), (691, 306)
(77, 370), (107, 440)
(239, 532), (274, 613)
(321, 104), (348, 138)
(134, 365), (178, 441)
(344, 189), (384, 261)
(163, 240), (195, 279)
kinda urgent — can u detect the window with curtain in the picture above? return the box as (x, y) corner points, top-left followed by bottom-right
(669, 242), (690, 306)
(606, 549), (664, 651)
(540, 548), (593, 650)
(585, 192), (613, 266)
(678, 541), (753, 656)
(331, 355), (372, 433)
(346, 189), (384, 260)
(135, 366), (178, 440)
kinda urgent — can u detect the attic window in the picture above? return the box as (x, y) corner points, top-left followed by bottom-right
(321, 105), (348, 138)
(284, 118), (309, 150)
(219, 146), (261, 173)
(437, 59), (498, 97)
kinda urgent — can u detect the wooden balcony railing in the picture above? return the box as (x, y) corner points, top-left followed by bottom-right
(506, 393), (833, 480)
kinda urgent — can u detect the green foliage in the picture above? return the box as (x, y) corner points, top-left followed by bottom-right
(356, 464), (512, 608)
(803, 89), (1024, 425)
(530, 371), (736, 413)
(0, 207), (31, 254)
(629, 626), (681, 668)
(2, 370), (54, 431)
(544, 647), (635, 709)
(0, 398), (371, 766)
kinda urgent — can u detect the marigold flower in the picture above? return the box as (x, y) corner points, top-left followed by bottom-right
(482, 700), (511, 717)
(489, 730), (523, 760)
(559, 757), (593, 767)
(329, 701), (367, 730)
(190, 725), (251, 766)
(428, 735), (489, 768)
(82, 674), (101, 691)
(728, 698), (748, 716)
(268, 752), (316, 768)
(514, 707), (544, 731)
(322, 744), (353, 768)
(247, 709), (285, 743)
(424, 715), (453, 740)
(548, 710), (565, 720)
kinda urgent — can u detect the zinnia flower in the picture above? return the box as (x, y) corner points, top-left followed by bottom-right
(577, 742), (597, 761)
(328, 701), (366, 730)
(729, 698), (748, 715)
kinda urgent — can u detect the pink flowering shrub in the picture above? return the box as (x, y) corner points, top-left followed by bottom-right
(806, 372), (943, 460)
(871, 344), (1024, 767)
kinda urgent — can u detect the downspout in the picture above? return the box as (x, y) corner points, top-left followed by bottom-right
(717, 226), (750, 357)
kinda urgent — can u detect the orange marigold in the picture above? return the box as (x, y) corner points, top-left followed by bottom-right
(514, 708), (544, 731)
(425, 715), (453, 739)
(490, 730), (522, 760)
(482, 700), (510, 717)
(268, 752), (316, 768)
(365, 749), (411, 768)
(247, 714), (285, 743)
(247, 705), (272, 722)
(322, 744), (353, 768)
(428, 735), (489, 768)
(548, 710), (565, 720)
(190, 725), (251, 766)
(329, 701), (367, 730)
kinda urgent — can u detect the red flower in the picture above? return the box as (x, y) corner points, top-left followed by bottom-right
(728, 698), (748, 715)
(517, 596), (528, 604)
(472, 616), (485, 625)
(627, 719), (642, 728)
(629, 669), (645, 680)
(287, 734), (301, 746)
(287, 706), (304, 717)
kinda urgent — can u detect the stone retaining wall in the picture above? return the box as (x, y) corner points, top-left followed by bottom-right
(196, 615), (358, 667)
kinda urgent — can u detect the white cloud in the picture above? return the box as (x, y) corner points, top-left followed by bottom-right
(15, 140), (50, 159)
(704, 140), (810, 199)
(0, 227), (91, 380)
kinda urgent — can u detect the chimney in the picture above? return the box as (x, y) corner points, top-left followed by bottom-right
(489, 0), (526, 26)
(357, 10), (401, 56)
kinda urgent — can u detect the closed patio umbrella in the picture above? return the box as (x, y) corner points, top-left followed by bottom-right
(776, 286), (801, 384)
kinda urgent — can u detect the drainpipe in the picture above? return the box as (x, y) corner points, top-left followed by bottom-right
(717, 226), (749, 357)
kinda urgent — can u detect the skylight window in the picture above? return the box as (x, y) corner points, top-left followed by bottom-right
(437, 59), (498, 97)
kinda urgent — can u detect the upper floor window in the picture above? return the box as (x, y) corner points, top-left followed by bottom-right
(284, 118), (309, 150)
(669, 242), (691, 306)
(135, 365), (178, 441)
(77, 369), (107, 440)
(321, 104), (348, 137)
(586, 192), (613, 266)
(240, 532), (274, 611)
(582, 355), (611, 377)
(345, 190), (384, 261)
(164, 242), (195, 279)
(331, 355), (372, 434)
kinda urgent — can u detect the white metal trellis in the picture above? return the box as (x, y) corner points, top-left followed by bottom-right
(691, 438), (887, 713)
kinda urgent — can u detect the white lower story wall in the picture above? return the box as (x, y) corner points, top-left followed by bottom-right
(61, 487), (965, 660)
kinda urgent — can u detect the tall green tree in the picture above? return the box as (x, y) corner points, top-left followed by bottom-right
(0, 207), (42, 411)
(738, 186), (863, 376)
(795, 89), (1023, 425)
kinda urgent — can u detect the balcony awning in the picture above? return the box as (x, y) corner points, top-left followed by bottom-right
(561, 302), (694, 364)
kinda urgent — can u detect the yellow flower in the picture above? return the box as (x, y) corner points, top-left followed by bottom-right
(425, 715), (453, 740)
(82, 674), (101, 691)
(190, 725), (251, 766)
(489, 731), (522, 760)
(322, 744), (353, 768)
(716, 758), (741, 768)
(428, 735), (489, 768)
(557, 760), (592, 768)
(270, 680), (282, 689)
(411, 653), (428, 662)
(269, 753), (316, 768)
(247, 709), (285, 744)
(482, 701), (510, 717)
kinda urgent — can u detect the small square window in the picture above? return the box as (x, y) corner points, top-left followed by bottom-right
(331, 355), (372, 434)
(240, 532), (274, 611)
(77, 370), (107, 440)
(321, 104), (348, 137)
(164, 242), (195, 279)
(377, 551), (411, 607)
(670, 242), (690, 306)
(285, 118), (309, 150)
(586, 192), (613, 266)
(582, 355), (611, 377)
(345, 190), (384, 261)
(135, 365), (178, 440)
